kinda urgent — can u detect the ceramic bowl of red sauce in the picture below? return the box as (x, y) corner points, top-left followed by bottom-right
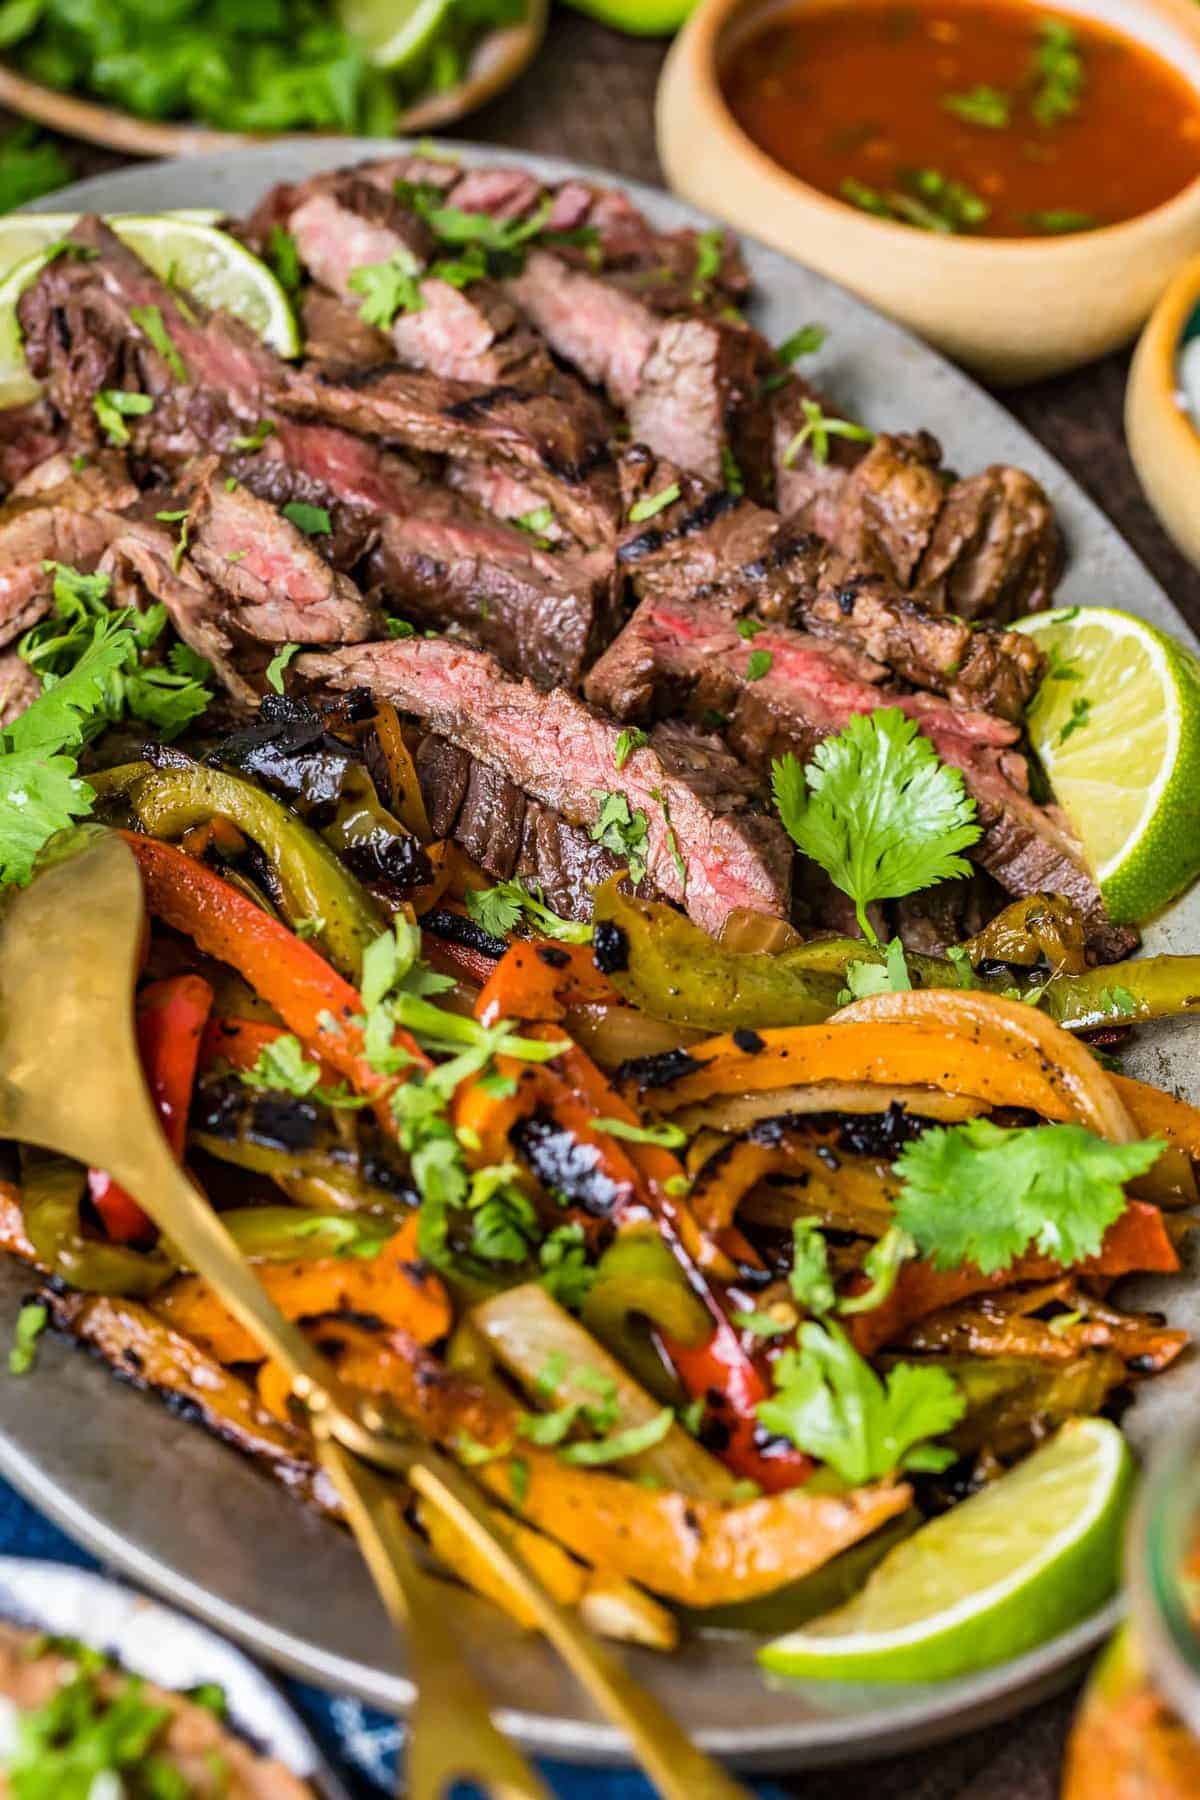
(657, 0), (1200, 382)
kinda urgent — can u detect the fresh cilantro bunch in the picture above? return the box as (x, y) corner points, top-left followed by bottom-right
(0, 123), (70, 215)
(0, 568), (211, 887)
(772, 709), (981, 942)
(757, 1320), (964, 1485)
(893, 1118), (1164, 1274)
(466, 876), (593, 945)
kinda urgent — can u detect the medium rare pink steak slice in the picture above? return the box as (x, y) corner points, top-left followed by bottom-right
(297, 636), (793, 935)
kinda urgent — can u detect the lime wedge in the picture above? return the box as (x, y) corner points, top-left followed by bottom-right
(337, 0), (453, 71)
(0, 208), (222, 270)
(108, 216), (299, 356)
(759, 1419), (1132, 1682)
(1015, 606), (1200, 924)
(0, 214), (299, 412)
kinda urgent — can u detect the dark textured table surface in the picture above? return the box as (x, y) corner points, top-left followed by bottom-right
(13, 9), (1200, 1794)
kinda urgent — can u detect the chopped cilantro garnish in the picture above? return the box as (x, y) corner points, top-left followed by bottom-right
(466, 876), (593, 944)
(628, 483), (681, 524)
(745, 648), (773, 682)
(265, 642), (300, 694)
(348, 250), (424, 328)
(230, 419), (275, 452)
(130, 303), (187, 381)
(9, 1299), (46, 1375)
(590, 790), (650, 885)
(613, 725), (648, 770)
(782, 398), (874, 468)
(282, 501), (331, 536)
(93, 388), (153, 447)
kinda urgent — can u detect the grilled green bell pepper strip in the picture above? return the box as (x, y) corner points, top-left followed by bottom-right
(591, 879), (1200, 1034)
(98, 759), (386, 982)
(581, 1225), (712, 1399)
(21, 1154), (173, 1296)
(208, 1206), (394, 1262)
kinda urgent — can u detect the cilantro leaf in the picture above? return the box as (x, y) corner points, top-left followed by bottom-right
(838, 1224), (916, 1316)
(266, 224), (301, 295)
(593, 1116), (686, 1149)
(465, 876), (593, 945)
(590, 790), (649, 884)
(789, 1217), (836, 1316)
(613, 725), (648, 771)
(772, 709), (981, 943)
(265, 642), (300, 694)
(348, 251), (424, 328)
(756, 1320), (963, 1483)
(539, 1222), (594, 1310)
(93, 388), (153, 447)
(628, 483), (681, 524)
(130, 303), (187, 381)
(840, 936), (913, 1002)
(282, 502), (331, 537)
(893, 1119), (1163, 1275)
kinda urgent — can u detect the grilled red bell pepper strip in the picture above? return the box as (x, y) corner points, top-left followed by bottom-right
(475, 941), (620, 1027)
(89, 973), (214, 1244)
(846, 1200), (1180, 1357)
(118, 832), (429, 1111)
(664, 1316), (814, 1494)
(198, 1016), (342, 1090)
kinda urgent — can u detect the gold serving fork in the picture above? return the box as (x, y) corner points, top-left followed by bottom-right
(0, 829), (751, 1800)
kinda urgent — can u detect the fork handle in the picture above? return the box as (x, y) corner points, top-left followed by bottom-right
(315, 1431), (551, 1800)
(404, 1448), (754, 1800)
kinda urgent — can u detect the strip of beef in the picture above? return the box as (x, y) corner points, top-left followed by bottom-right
(289, 174), (551, 388)
(772, 377), (869, 532)
(275, 360), (618, 546)
(443, 461), (570, 541)
(0, 649), (38, 727)
(617, 447), (779, 593)
(181, 463), (377, 644)
(300, 289), (392, 370)
(100, 514), (255, 704)
(0, 398), (64, 493)
(0, 451), (138, 646)
(364, 498), (616, 689)
(297, 637), (793, 934)
(506, 248), (660, 410)
(626, 316), (772, 498)
(915, 465), (1063, 620)
(616, 450), (1043, 720)
(583, 592), (1126, 950)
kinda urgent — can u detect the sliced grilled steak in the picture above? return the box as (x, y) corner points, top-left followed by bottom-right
(617, 447), (779, 594)
(297, 637), (793, 933)
(506, 249), (661, 410)
(772, 376), (871, 533)
(364, 493), (617, 688)
(0, 399), (64, 493)
(823, 431), (948, 587)
(301, 289), (392, 369)
(182, 465), (377, 644)
(584, 592), (1119, 943)
(627, 316), (771, 498)
(0, 649), (38, 727)
(101, 515), (255, 705)
(0, 451), (138, 646)
(616, 450), (1043, 720)
(915, 465), (1063, 620)
(444, 461), (570, 541)
(276, 361), (618, 545)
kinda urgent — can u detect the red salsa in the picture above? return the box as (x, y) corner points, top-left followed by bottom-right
(721, 1), (1200, 238)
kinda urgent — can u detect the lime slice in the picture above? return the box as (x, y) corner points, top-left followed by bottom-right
(108, 216), (299, 357)
(337, 0), (453, 70)
(759, 1419), (1132, 1682)
(0, 214), (299, 411)
(1014, 606), (1200, 924)
(0, 208), (222, 269)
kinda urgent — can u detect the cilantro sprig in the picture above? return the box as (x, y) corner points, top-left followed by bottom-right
(756, 1320), (964, 1485)
(466, 876), (593, 945)
(893, 1119), (1164, 1274)
(772, 709), (981, 943)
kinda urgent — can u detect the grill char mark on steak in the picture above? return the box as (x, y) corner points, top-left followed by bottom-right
(583, 592), (1127, 951)
(615, 450), (1044, 720)
(297, 636), (793, 934)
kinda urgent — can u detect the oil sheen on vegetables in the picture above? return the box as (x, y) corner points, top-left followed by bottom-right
(721, 0), (1200, 238)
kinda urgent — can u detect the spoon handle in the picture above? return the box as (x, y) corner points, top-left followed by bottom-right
(314, 1431), (551, 1800)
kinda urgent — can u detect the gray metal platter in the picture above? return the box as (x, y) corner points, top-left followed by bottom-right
(1, 138), (1197, 1770)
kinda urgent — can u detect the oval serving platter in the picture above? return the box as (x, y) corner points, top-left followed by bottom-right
(1, 139), (1198, 1771)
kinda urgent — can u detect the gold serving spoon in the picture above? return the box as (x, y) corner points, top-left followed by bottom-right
(0, 828), (752, 1800)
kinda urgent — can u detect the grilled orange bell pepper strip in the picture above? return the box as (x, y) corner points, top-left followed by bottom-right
(89, 973), (214, 1244)
(118, 832), (428, 1109)
(846, 1200), (1180, 1356)
(153, 1213), (450, 1362)
(475, 941), (619, 1027)
(1114, 1075), (1200, 1158)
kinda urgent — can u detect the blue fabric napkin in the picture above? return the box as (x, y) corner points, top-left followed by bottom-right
(0, 1471), (792, 1798)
